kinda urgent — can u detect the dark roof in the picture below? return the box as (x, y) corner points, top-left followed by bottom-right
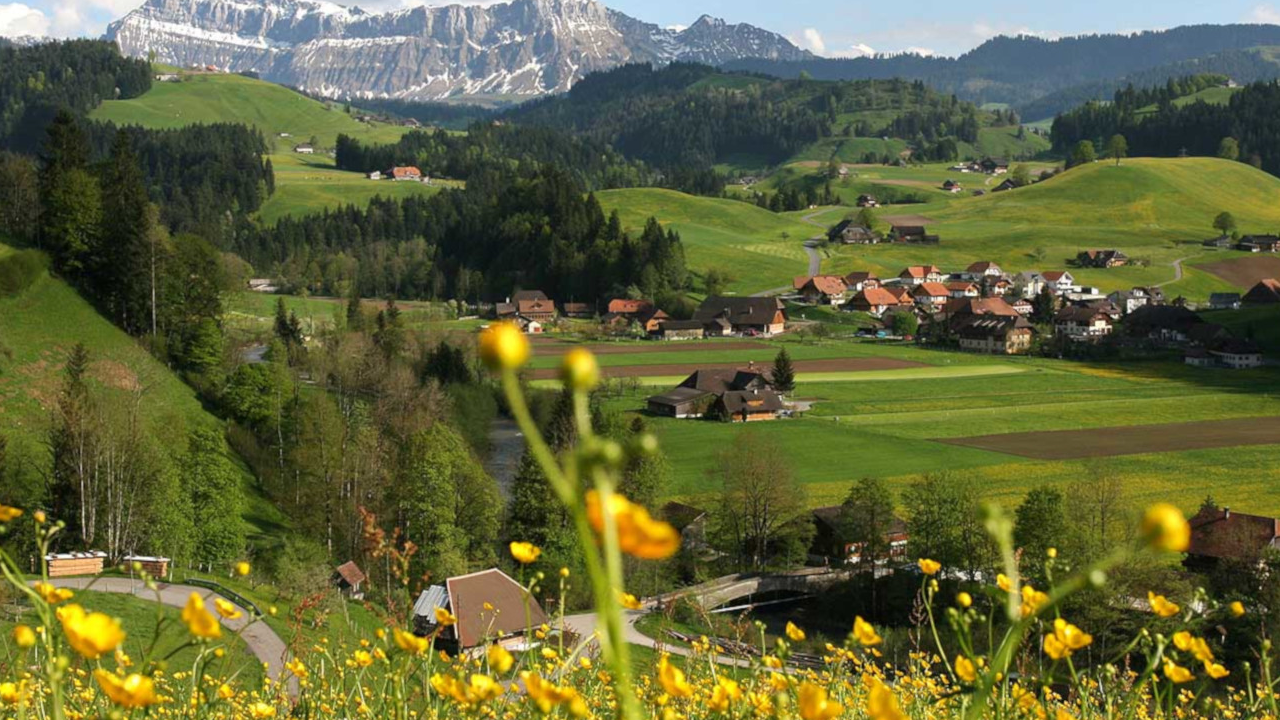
(1124, 304), (1202, 334)
(692, 296), (785, 326)
(447, 569), (549, 648)
(661, 502), (708, 531)
(945, 297), (1020, 318)
(718, 389), (785, 415)
(1189, 506), (1280, 560)
(1212, 338), (1263, 355)
(512, 290), (549, 302)
(1188, 323), (1231, 345)
(494, 302), (517, 316)
(892, 225), (928, 236)
(561, 302), (593, 314)
(1243, 278), (1280, 304)
(957, 315), (1034, 339)
(647, 386), (713, 407)
(661, 319), (706, 331)
(1054, 306), (1109, 323)
(1209, 292), (1241, 303)
(334, 561), (366, 587)
(679, 368), (769, 394)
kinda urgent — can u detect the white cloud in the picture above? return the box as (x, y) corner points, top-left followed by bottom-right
(903, 46), (936, 56)
(1251, 4), (1280, 23)
(789, 27), (825, 54)
(0, 2), (49, 36)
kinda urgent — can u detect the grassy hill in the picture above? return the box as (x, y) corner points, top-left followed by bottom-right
(826, 157), (1280, 299)
(596, 188), (820, 294)
(0, 260), (287, 543)
(90, 71), (439, 225)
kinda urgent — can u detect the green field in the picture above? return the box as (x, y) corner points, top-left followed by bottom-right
(596, 188), (819, 294)
(91, 71), (436, 224)
(565, 336), (1280, 517)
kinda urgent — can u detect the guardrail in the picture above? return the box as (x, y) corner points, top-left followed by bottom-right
(182, 578), (264, 618)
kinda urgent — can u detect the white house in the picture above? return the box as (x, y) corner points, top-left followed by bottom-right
(294, 144), (315, 155)
(1041, 270), (1076, 295)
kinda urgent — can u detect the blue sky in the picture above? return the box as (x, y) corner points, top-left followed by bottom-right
(3, 0), (1280, 55)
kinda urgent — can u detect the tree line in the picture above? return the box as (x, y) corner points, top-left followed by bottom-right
(235, 165), (689, 306)
(1051, 79), (1280, 175)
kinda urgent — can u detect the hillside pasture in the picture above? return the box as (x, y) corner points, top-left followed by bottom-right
(940, 416), (1280, 459)
(258, 154), (454, 225)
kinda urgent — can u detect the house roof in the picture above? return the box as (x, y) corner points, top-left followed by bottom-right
(446, 569), (549, 648)
(607, 299), (653, 315)
(494, 302), (517, 316)
(1125, 304), (1202, 334)
(1054, 306), (1109, 323)
(967, 261), (1000, 273)
(660, 502), (708, 531)
(892, 225), (928, 237)
(718, 389), (785, 415)
(843, 271), (878, 284)
(412, 585), (449, 619)
(678, 368), (769, 394)
(1189, 506), (1280, 560)
(1212, 338), (1263, 356)
(854, 287), (903, 307)
(1041, 271), (1071, 282)
(660, 319), (706, 332)
(803, 275), (849, 296)
(1244, 278), (1280, 303)
(334, 561), (366, 587)
(561, 302), (593, 314)
(391, 166), (421, 178)
(946, 281), (978, 292)
(913, 282), (949, 298)
(957, 315), (1034, 339)
(518, 299), (556, 315)
(647, 386), (714, 407)
(1209, 293), (1242, 303)
(899, 265), (941, 279)
(513, 290), (549, 302)
(693, 297), (786, 326)
(811, 507), (908, 535)
(945, 297), (1019, 317)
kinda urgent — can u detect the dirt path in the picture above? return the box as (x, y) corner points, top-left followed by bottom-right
(751, 210), (827, 297)
(37, 577), (297, 696)
(1156, 257), (1191, 288)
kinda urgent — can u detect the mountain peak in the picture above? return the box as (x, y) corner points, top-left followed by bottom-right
(105, 0), (810, 101)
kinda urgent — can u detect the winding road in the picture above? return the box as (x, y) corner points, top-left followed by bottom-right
(36, 577), (297, 695)
(562, 610), (754, 668)
(1156, 256), (1191, 288)
(750, 209), (830, 297)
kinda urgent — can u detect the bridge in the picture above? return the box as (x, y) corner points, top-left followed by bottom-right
(653, 567), (854, 612)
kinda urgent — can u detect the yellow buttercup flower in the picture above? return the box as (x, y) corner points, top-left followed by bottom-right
(285, 659), (308, 679)
(1142, 503), (1190, 552)
(1021, 584), (1049, 617)
(249, 701), (277, 718)
(1148, 591), (1180, 618)
(0, 505), (22, 522)
(955, 654), (977, 683)
(395, 628), (431, 655)
(235, 561), (251, 576)
(58, 604), (125, 659)
(996, 573), (1012, 592)
(786, 621), (806, 642)
(619, 592), (642, 610)
(1044, 618), (1092, 660)
(214, 598), (243, 620)
(657, 655), (692, 698)
(509, 541), (542, 564)
(586, 490), (680, 560)
(1163, 660), (1194, 683)
(918, 558), (941, 575)
(560, 348), (600, 391)
(709, 677), (742, 712)
(478, 322), (530, 372)
(520, 671), (579, 712)
(487, 643), (514, 673)
(956, 592), (972, 608)
(0, 682), (25, 706)
(93, 670), (160, 709)
(352, 650), (374, 667)
(853, 616), (882, 646)
(797, 681), (843, 720)
(435, 607), (458, 626)
(217, 683), (235, 700)
(182, 593), (222, 639)
(34, 582), (74, 604)
(1230, 600), (1246, 617)
(11, 624), (36, 648)
(1204, 660), (1230, 679)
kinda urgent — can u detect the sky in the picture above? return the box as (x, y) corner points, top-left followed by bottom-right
(4, 0), (1280, 57)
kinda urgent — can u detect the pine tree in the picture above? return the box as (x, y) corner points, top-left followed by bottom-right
(96, 131), (154, 334)
(771, 348), (796, 394)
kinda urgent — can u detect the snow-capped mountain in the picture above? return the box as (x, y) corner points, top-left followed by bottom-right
(105, 0), (812, 100)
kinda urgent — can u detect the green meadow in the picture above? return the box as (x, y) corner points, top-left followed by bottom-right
(257, 154), (456, 225)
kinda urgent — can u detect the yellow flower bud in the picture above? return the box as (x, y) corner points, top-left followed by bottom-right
(12, 625), (36, 649)
(478, 322), (530, 372)
(1141, 503), (1190, 553)
(560, 348), (600, 391)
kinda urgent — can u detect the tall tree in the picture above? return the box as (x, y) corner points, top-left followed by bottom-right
(838, 476), (896, 574)
(1070, 140), (1097, 168)
(1218, 136), (1240, 161)
(903, 472), (993, 577)
(38, 112), (99, 275)
(1213, 211), (1238, 236)
(0, 152), (40, 243)
(1014, 486), (1068, 581)
(709, 431), (811, 569)
(771, 348), (796, 394)
(1106, 134), (1129, 166)
(96, 131), (154, 333)
(183, 429), (244, 567)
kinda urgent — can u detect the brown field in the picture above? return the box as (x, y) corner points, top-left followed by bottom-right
(1198, 256), (1280, 287)
(527, 357), (926, 380)
(528, 340), (770, 355)
(939, 416), (1280, 460)
(879, 214), (935, 226)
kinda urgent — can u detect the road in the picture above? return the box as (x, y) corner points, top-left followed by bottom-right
(1156, 257), (1191, 288)
(751, 209), (829, 297)
(37, 577), (297, 695)
(562, 610), (753, 668)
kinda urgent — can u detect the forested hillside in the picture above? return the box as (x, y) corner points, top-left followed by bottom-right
(1051, 79), (1280, 176)
(725, 25), (1280, 111)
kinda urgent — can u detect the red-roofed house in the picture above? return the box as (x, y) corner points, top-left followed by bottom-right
(333, 561), (367, 599)
(848, 287), (902, 316)
(912, 282), (950, 308)
(1187, 505), (1280, 566)
(390, 166), (423, 181)
(966, 261), (1004, 279)
(607, 298), (654, 316)
(947, 281), (980, 299)
(843, 272), (880, 293)
(1041, 270), (1076, 294)
(898, 265), (945, 286)
(799, 275), (849, 306)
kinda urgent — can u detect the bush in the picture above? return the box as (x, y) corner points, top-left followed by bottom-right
(0, 249), (47, 297)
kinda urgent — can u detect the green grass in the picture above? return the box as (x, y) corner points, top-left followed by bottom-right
(596, 188), (819, 294)
(1201, 305), (1280, 353)
(258, 154), (456, 225)
(0, 265), (289, 544)
(0, 590), (265, 687)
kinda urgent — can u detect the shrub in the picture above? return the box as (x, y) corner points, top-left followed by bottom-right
(0, 249), (46, 297)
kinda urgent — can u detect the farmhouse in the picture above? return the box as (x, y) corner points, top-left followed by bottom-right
(1125, 304), (1203, 343)
(965, 261), (1004, 279)
(856, 194), (879, 208)
(1186, 505), (1280, 567)
(1107, 287), (1156, 315)
(1053, 306), (1112, 340)
(1238, 235), (1280, 253)
(848, 287), (903, 316)
(890, 225), (940, 244)
(367, 170), (382, 180)
(957, 316), (1035, 355)
(1077, 250), (1129, 268)
(946, 281), (980, 299)
(797, 275), (849, 306)
(1243, 278), (1280, 304)
(608, 298), (653, 316)
(693, 297), (787, 336)
(980, 157), (1009, 174)
(842, 271), (880, 293)
(1041, 271), (1076, 294)
(1209, 293), (1242, 310)
(661, 502), (709, 549)
(1211, 338), (1264, 369)
(390, 166), (424, 181)
(413, 569), (550, 653)
(810, 508), (909, 565)
(1202, 235), (1233, 249)
(898, 265), (945, 286)
(294, 143), (315, 154)
(646, 368), (781, 421)
(827, 220), (880, 244)
(1010, 298), (1034, 315)
(942, 179), (963, 193)
(911, 282), (950, 308)
(1013, 271), (1047, 298)
(992, 179), (1018, 193)
(333, 561), (366, 599)
(986, 278), (1013, 297)
(517, 298), (558, 323)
